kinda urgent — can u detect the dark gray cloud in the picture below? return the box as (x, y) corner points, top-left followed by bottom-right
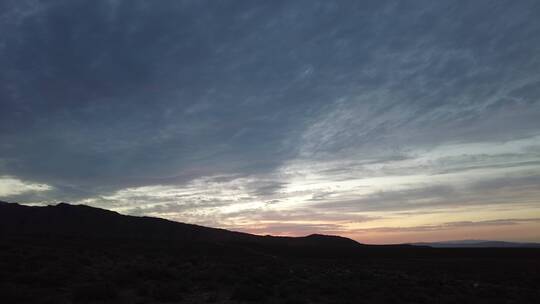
(1, 0), (539, 237)
(248, 181), (287, 197)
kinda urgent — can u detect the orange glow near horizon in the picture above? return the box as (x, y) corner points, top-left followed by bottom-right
(235, 221), (540, 245)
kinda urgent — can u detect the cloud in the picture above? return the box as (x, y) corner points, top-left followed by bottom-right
(221, 208), (378, 225)
(248, 181), (287, 197)
(0, 176), (52, 197)
(313, 173), (540, 212)
(350, 218), (540, 234)
(0, 1), (539, 242)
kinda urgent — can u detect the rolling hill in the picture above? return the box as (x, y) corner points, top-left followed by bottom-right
(0, 201), (364, 257)
(1, 200), (539, 303)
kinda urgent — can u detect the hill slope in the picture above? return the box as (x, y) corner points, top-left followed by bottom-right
(0, 201), (362, 256)
(1, 201), (539, 303)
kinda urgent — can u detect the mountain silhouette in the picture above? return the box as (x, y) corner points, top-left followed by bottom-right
(0, 201), (251, 241)
(2, 201), (539, 303)
(3, 201), (538, 258)
(0, 201), (364, 257)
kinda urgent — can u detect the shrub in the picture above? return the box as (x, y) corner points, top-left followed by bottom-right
(150, 282), (186, 302)
(231, 284), (269, 302)
(72, 282), (118, 302)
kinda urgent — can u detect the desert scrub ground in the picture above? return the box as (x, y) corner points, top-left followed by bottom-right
(1, 236), (539, 303)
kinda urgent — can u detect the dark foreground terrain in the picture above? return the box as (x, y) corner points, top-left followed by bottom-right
(1, 202), (539, 303)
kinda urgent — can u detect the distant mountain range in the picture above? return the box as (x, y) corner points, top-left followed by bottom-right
(410, 240), (540, 248)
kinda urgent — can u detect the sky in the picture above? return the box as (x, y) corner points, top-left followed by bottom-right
(1, 0), (540, 244)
